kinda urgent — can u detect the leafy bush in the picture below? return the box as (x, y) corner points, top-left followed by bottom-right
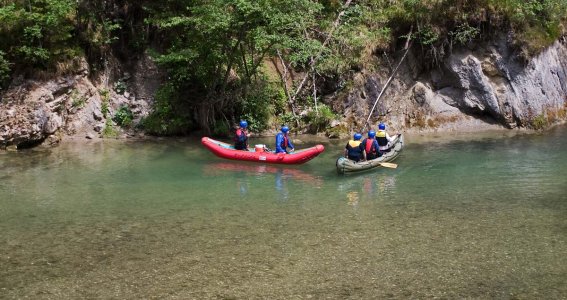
(0, 0), (76, 70)
(416, 26), (440, 46)
(114, 80), (127, 95)
(0, 51), (10, 88)
(450, 24), (480, 45)
(240, 81), (281, 132)
(102, 119), (118, 138)
(99, 89), (110, 117)
(304, 104), (337, 132)
(212, 120), (230, 137)
(531, 114), (547, 130)
(113, 106), (134, 127)
(272, 87), (288, 116)
(279, 113), (299, 129)
(70, 89), (87, 108)
(232, 79), (288, 133)
(141, 84), (193, 135)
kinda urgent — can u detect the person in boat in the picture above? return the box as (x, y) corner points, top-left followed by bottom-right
(275, 125), (295, 154)
(234, 120), (250, 150)
(377, 122), (394, 153)
(344, 133), (366, 162)
(361, 130), (381, 160)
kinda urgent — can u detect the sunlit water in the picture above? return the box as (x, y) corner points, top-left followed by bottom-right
(1, 127), (566, 299)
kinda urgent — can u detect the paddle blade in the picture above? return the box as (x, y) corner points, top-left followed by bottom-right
(379, 162), (398, 169)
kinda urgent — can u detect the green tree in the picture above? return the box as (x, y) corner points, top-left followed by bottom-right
(0, 0), (77, 69)
(145, 0), (323, 133)
(0, 50), (10, 88)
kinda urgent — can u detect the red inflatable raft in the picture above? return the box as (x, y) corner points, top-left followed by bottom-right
(201, 137), (325, 165)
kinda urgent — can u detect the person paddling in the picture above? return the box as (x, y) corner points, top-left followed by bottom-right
(344, 133), (366, 162)
(361, 130), (380, 160)
(377, 123), (393, 153)
(275, 125), (295, 154)
(234, 120), (250, 150)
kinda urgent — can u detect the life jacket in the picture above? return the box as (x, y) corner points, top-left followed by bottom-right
(281, 135), (288, 148)
(363, 138), (377, 154)
(377, 130), (388, 147)
(362, 138), (379, 159)
(346, 140), (363, 161)
(275, 132), (292, 153)
(234, 129), (247, 150)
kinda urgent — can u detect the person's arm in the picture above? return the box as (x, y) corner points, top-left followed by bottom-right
(344, 148), (348, 158)
(386, 132), (393, 142)
(287, 138), (294, 152)
(361, 143), (366, 161)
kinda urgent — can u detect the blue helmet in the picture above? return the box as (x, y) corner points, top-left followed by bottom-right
(354, 133), (362, 140)
(281, 125), (289, 133)
(368, 130), (376, 138)
(378, 123), (386, 130)
(239, 120), (248, 128)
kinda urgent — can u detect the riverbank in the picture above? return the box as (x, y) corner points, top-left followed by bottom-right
(2, 38), (566, 151)
(43, 122), (562, 153)
(2, 120), (560, 154)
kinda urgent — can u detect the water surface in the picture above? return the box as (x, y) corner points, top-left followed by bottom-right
(1, 128), (566, 299)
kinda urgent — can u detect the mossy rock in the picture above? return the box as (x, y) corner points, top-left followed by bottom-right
(326, 124), (349, 139)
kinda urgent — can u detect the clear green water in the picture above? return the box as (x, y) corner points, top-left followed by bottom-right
(1, 127), (566, 299)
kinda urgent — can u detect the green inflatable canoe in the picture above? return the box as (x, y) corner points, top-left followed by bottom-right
(336, 134), (404, 174)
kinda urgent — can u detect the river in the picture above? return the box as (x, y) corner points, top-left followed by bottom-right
(1, 126), (566, 299)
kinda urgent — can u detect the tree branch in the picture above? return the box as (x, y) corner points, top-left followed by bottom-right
(364, 28), (413, 130)
(291, 0), (353, 102)
(276, 49), (300, 127)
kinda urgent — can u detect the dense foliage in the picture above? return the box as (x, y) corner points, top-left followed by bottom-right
(1, 0), (565, 133)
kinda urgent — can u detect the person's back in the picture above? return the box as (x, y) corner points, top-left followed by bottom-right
(344, 133), (365, 162)
(361, 130), (380, 160)
(275, 125), (294, 153)
(234, 120), (249, 150)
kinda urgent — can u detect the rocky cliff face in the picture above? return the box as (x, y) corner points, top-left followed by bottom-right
(1, 37), (566, 149)
(0, 54), (159, 149)
(335, 36), (567, 133)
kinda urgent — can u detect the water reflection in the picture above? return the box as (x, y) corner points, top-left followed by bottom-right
(236, 178), (249, 197)
(274, 169), (289, 201)
(202, 162), (324, 200)
(337, 173), (397, 206)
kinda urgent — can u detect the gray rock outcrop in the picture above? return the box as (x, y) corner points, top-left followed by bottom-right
(0, 53), (158, 149)
(339, 36), (567, 132)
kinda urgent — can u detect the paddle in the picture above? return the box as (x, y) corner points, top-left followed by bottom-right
(378, 162), (397, 169)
